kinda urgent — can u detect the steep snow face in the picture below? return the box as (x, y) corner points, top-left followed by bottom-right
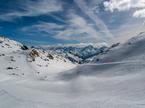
(0, 37), (22, 53)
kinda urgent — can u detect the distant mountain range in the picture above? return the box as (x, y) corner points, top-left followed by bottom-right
(35, 43), (109, 63)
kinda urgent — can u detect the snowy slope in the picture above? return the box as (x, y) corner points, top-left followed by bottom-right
(0, 37), (35, 80)
(28, 49), (76, 80)
(92, 32), (145, 63)
(0, 37), (22, 53)
(0, 36), (76, 80)
(1, 34), (145, 108)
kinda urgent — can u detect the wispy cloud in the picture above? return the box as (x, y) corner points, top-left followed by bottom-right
(0, 0), (63, 21)
(22, 22), (64, 32)
(21, 22), (65, 37)
(73, 0), (114, 41)
(55, 13), (103, 42)
(104, 0), (145, 19)
(21, 13), (106, 43)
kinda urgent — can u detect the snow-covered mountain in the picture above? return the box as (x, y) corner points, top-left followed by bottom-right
(0, 36), (76, 80)
(0, 36), (23, 53)
(36, 44), (108, 63)
(1, 33), (145, 108)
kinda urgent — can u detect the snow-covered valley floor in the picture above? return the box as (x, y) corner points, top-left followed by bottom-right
(1, 53), (145, 108)
(1, 36), (145, 108)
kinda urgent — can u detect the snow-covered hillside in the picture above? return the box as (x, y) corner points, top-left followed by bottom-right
(0, 36), (23, 53)
(0, 36), (76, 80)
(28, 49), (76, 80)
(92, 32), (145, 63)
(1, 34), (145, 108)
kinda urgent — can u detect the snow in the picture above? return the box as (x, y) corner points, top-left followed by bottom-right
(0, 34), (145, 108)
(0, 37), (22, 53)
(37, 43), (108, 63)
(29, 49), (76, 80)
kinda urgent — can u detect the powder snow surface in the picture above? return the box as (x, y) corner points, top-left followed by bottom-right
(0, 35), (145, 108)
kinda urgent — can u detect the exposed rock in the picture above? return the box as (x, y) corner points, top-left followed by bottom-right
(110, 43), (120, 48)
(47, 54), (54, 59)
(29, 49), (39, 57)
(21, 45), (29, 50)
(6, 67), (13, 70)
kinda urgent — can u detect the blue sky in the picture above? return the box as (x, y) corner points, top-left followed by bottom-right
(0, 0), (145, 45)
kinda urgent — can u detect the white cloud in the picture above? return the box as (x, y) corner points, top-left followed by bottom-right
(55, 14), (104, 42)
(21, 14), (106, 43)
(21, 22), (64, 34)
(133, 9), (145, 18)
(74, 0), (114, 41)
(104, 0), (145, 18)
(0, 0), (63, 21)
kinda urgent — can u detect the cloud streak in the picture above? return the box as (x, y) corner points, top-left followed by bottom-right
(21, 22), (64, 35)
(0, 0), (63, 21)
(74, 0), (114, 42)
(21, 14), (106, 43)
(55, 14), (103, 42)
